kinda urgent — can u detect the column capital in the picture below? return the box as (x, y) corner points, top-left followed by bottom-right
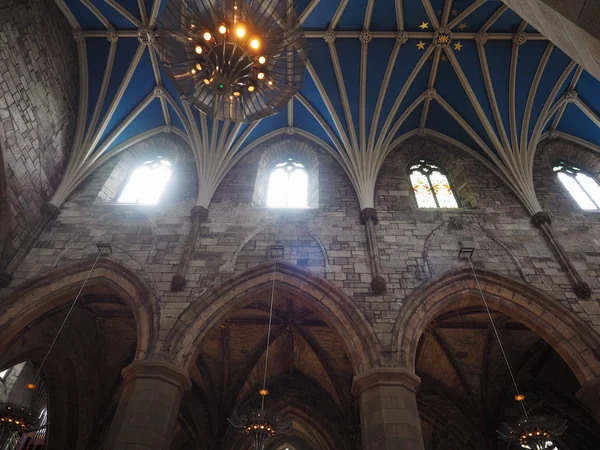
(530, 211), (552, 228)
(191, 205), (208, 221)
(352, 367), (420, 395)
(122, 360), (191, 394)
(41, 203), (61, 219)
(360, 207), (378, 225)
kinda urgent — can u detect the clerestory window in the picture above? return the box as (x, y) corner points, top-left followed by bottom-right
(117, 156), (172, 205)
(553, 160), (600, 211)
(409, 158), (458, 208)
(266, 158), (308, 208)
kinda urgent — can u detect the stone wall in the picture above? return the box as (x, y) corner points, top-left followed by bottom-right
(0, 0), (78, 261)
(4, 134), (600, 351)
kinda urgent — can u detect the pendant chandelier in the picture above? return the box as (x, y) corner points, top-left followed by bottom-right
(454, 234), (567, 450)
(228, 257), (291, 449)
(157, 0), (308, 122)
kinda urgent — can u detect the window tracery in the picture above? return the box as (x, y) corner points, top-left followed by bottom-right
(553, 160), (600, 211)
(266, 158), (309, 208)
(409, 158), (458, 208)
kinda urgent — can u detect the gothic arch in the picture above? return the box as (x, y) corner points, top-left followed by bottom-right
(164, 261), (381, 374)
(0, 257), (159, 359)
(392, 268), (600, 385)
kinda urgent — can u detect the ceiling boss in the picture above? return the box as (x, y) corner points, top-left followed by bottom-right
(156, 0), (308, 122)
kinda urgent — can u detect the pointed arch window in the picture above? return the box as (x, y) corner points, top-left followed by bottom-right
(266, 158), (308, 208)
(409, 159), (458, 208)
(117, 156), (172, 205)
(553, 160), (600, 211)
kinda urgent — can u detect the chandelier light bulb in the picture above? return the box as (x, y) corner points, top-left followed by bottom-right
(195, 45), (202, 54)
(218, 24), (227, 34)
(196, 63), (202, 71)
(203, 78), (210, 85)
(250, 38), (260, 49)
(233, 91), (241, 97)
(258, 55), (266, 64)
(248, 85), (255, 92)
(26, 383), (36, 390)
(203, 31), (212, 41)
(257, 72), (265, 80)
(191, 68), (196, 74)
(235, 25), (246, 38)
(268, 80), (273, 85)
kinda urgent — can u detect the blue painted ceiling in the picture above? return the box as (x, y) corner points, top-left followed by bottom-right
(56, 0), (600, 208)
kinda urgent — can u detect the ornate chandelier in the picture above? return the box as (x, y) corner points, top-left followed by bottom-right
(157, 0), (308, 122)
(497, 415), (567, 449)
(227, 257), (291, 449)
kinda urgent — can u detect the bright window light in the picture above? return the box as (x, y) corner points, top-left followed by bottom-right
(409, 159), (458, 209)
(266, 159), (308, 208)
(118, 158), (172, 205)
(553, 160), (600, 211)
(0, 369), (8, 379)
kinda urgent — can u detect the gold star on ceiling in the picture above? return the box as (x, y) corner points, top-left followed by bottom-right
(419, 22), (429, 30)
(458, 22), (467, 31)
(451, 8), (458, 16)
(441, 54), (448, 62)
(416, 41), (426, 50)
(454, 41), (463, 51)
(436, 10), (442, 17)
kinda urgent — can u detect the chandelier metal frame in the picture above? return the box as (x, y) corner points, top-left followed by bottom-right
(157, 0), (308, 122)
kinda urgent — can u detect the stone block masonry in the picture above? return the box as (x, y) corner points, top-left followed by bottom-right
(4, 134), (600, 354)
(0, 0), (78, 262)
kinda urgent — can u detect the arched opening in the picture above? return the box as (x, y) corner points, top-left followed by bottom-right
(417, 307), (600, 449)
(394, 269), (600, 449)
(164, 262), (379, 449)
(0, 259), (159, 449)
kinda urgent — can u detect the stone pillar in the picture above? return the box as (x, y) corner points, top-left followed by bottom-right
(0, 202), (61, 287)
(577, 378), (600, 424)
(104, 360), (191, 450)
(531, 212), (591, 299)
(360, 208), (386, 294)
(353, 367), (425, 450)
(171, 205), (208, 291)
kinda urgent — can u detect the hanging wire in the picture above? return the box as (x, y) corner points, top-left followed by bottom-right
(29, 247), (106, 388)
(449, 219), (528, 419)
(260, 257), (278, 412)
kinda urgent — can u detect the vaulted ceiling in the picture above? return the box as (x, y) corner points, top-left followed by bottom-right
(51, 0), (600, 212)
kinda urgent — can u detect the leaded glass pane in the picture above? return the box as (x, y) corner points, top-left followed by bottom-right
(576, 173), (600, 209)
(410, 171), (437, 208)
(557, 172), (597, 210)
(429, 170), (458, 208)
(266, 159), (308, 208)
(118, 159), (172, 205)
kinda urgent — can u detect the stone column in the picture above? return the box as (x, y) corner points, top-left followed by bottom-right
(531, 212), (591, 299)
(0, 202), (61, 287)
(171, 205), (208, 291)
(104, 360), (191, 450)
(360, 208), (386, 294)
(577, 378), (600, 425)
(353, 367), (425, 450)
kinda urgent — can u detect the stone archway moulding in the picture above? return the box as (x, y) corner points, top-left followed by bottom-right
(393, 267), (600, 385)
(163, 261), (381, 375)
(0, 258), (159, 359)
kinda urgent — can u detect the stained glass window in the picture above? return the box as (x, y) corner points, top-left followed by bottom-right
(553, 160), (600, 211)
(118, 157), (172, 205)
(409, 159), (458, 208)
(267, 158), (308, 208)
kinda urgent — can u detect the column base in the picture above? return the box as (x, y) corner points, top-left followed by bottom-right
(171, 274), (186, 291)
(371, 276), (386, 294)
(574, 281), (592, 299)
(0, 271), (13, 288)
